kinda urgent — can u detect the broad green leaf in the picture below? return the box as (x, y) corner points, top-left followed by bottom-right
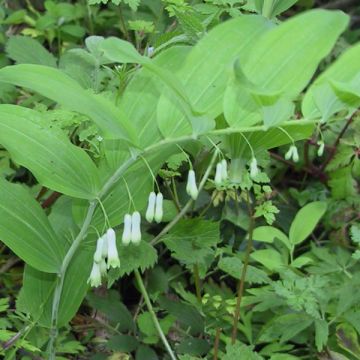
(253, 226), (290, 249)
(0, 64), (137, 142)
(100, 37), (144, 64)
(224, 343), (263, 360)
(157, 15), (272, 138)
(330, 76), (360, 108)
(255, 0), (298, 18)
(223, 123), (314, 159)
(0, 105), (101, 199)
(0, 179), (63, 273)
(119, 46), (191, 148)
(6, 35), (57, 67)
(225, 9), (349, 128)
(250, 249), (285, 271)
(101, 38), (196, 117)
(289, 201), (327, 245)
(17, 246), (92, 327)
(302, 43), (360, 120)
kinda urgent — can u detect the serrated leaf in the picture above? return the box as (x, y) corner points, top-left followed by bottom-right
(315, 319), (329, 351)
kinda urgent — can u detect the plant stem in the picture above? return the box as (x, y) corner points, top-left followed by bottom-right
(213, 327), (221, 360)
(193, 263), (202, 302)
(134, 270), (177, 360)
(231, 191), (255, 344)
(262, 0), (274, 18)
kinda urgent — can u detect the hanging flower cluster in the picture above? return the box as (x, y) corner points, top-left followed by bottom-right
(285, 145), (299, 162)
(145, 192), (163, 223)
(87, 228), (120, 288)
(214, 159), (228, 186)
(122, 211), (142, 245)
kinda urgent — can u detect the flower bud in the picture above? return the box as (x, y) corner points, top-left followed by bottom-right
(221, 159), (228, 181)
(214, 163), (222, 186)
(285, 146), (293, 160)
(250, 157), (259, 179)
(131, 211), (142, 245)
(87, 262), (102, 288)
(154, 192), (163, 223)
(122, 214), (132, 246)
(186, 170), (198, 200)
(93, 237), (104, 263)
(145, 192), (156, 223)
(107, 228), (120, 269)
(317, 141), (325, 157)
(291, 146), (299, 163)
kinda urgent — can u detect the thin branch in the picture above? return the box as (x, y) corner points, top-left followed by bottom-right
(134, 270), (177, 360)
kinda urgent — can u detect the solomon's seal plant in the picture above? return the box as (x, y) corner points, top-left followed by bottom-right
(0, 1), (359, 359)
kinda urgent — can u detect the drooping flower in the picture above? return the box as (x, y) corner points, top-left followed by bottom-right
(101, 234), (108, 258)
(154, 192), (163, 223)
(250, 157), (259, 179)
(131, 211), (142, 245)
(186, 170), (199, 200)
(107, 228), (120, 269)
(285, 145), (299, 162)
(99, 258), (107, 276)
(317, 141), (325, 157)
(87, 262), (102, 288)
(93, 237), (104, 263)
(122, 214), (132, 246)
(145, 191), (156, 223)
(221, 159), (228, 181)
(214, 163), (222, 186)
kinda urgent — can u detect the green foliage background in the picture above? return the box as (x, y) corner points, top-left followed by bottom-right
(0, 0), (359, 359)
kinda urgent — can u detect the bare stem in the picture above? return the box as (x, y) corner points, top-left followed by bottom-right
(134, 270), (177, 360)
(231, 191), (255, 344)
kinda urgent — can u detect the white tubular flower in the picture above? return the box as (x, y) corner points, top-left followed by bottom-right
(154, 192), (164, 223)
(250, 157), (259, 179)
(186, 170), (198, 200)
(291, 146), (299, 163)
(101, 234), (108, 259)
(93, 237), (104, 263)
(107, 228), (120, 269)
(214, 163), (222, 186)
(131, 211), (142, 245)
(317, 141), (325, 157)
(87, 262), (102, 288)
(122, 214), (132, 246)
(100, 258), (107, 276)
(285, 146), (294, 160)
(145, 192), (156, 223)
(221, 159), (228, 181)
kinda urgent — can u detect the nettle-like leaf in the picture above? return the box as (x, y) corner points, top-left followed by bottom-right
(0, 179), (64, 273)
(88, 0), (140, 11)
(0, 105), (101, 199)
(224, 9), (349, 128)
(162, 219), (220, 269)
